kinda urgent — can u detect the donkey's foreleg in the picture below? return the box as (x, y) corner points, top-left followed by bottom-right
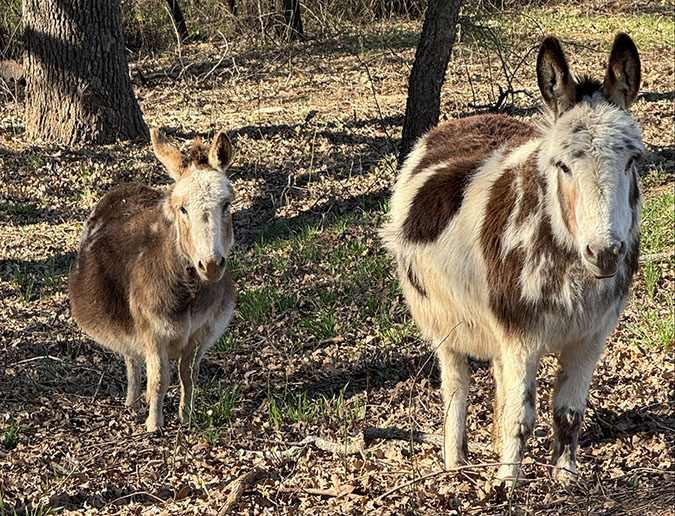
(124, 356), (143, 407)
(438, 347), (470, 468)
(496, 350), (539, 481)
(491, 357), (505, 456)
(551, 339), (604, 482)
(145, 346), (170, 432)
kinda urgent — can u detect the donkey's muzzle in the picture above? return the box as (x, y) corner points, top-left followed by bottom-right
(198, 255), (226, 282)
(583, 240), (626, 278)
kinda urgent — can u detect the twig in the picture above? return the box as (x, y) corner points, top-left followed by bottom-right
(640, 251), (673, 264)
(355, 49), (396, 155)
(12, 355), (67, 366)
(376, 462), (521, 500)
(301, 486), (356, 498)
(237, 434), (365, 460)
(217, 466), (268, 516)
(107, 490), (167, 506)
(90, 370), (105, 403)
(201, 41), (230, 82)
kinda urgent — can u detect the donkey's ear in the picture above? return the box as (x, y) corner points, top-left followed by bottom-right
(151, 129), (186, 180)
(208, 131), (233, 172)
(603, 33), (640, 109)
(537, 36), (577, 116)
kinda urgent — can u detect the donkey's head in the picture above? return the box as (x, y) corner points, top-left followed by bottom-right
(151, 129), (235, 283)
(537, 33), (644, 278)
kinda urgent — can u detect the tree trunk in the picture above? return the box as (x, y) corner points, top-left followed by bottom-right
(399, 0), (463, 163)
(166, 0), (190, 43)
(23, 0), (148, 146)
(277, 0), (303, 41)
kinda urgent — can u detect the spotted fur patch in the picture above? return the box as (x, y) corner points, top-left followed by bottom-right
(480, 160), (576, 335)
(402, 115), (538, 243)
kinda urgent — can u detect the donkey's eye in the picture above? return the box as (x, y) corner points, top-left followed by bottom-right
(556, 162), (572, 176)
(179, 206), (188, 216)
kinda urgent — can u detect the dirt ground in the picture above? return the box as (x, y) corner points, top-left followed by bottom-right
(1, 3), (673, 515)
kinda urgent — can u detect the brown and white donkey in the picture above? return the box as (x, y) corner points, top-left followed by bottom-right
(69, 129), (236, 432)
(382, 33), (643, 481)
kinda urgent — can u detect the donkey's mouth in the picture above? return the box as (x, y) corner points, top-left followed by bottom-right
(583, 260), (618, 280)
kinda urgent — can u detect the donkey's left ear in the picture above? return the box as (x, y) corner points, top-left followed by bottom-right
(604, 33), (641, 109)
(208, 131), (233, 172)
(537, 35), (577, 116)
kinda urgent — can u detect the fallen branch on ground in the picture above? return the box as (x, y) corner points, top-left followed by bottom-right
(363, 426), (443, 447)
(237, 434), (365, 460)
(217, 467), (268, 516)
(640, 252), (673, 264)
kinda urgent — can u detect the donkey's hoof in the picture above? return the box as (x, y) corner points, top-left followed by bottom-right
(552, 464), (578, 484)
(495, 465), (526, 485)
(179, 406), (193, 425)
(444, 454), (468, 470)
(146, 416), (164, 433)
(125, 397), (142, 409)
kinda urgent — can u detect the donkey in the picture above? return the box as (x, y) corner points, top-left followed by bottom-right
(381, 33), (643, 481)
(69, 129), (236, 432)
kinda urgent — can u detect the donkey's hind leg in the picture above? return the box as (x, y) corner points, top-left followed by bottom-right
(438, 346), (470, 468)
(125, 356), (143, 408)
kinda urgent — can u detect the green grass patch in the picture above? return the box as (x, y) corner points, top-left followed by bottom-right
(626, 188), (674, 351)
(641, 189), (674, 256)
(478, 9), (673, 51)
(299, 310), (339, 341)
(2, 418), (19, 450)
(268, 385), (366, 428)
(214, 331), (240, 354)
(626, 297), (674, 351)
(0, 497), (63, 516)
(187, 381), (240, 443)
(8, 264), (35, 303)
(5, 201), (43, 218)
(238, 287), (299, 325)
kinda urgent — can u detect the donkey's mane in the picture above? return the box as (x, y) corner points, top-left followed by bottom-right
(188, 138), (210, 166)
(537, 74), (605, 130)
(574, 74), (603, 102)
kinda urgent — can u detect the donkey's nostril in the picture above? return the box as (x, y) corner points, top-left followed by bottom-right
(198, 260), (206, 271)
(618, 241), (626, 255)
(219, 257), (225, 268)
(585, 245), (596, 260)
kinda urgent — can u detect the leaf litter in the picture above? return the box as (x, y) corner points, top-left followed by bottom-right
(0, 5), (673, 515)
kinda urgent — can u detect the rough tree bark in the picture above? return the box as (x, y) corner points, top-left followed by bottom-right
(399, 0), (463, 163)
(277, 0), (303, 41)
(23, 0), (148, 146)
(166, 0), (190, 43)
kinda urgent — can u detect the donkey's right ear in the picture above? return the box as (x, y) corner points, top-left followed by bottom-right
(151, 128), (187, 180)
(603, 33), (641, 109)
(537, 36), (577, 117)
